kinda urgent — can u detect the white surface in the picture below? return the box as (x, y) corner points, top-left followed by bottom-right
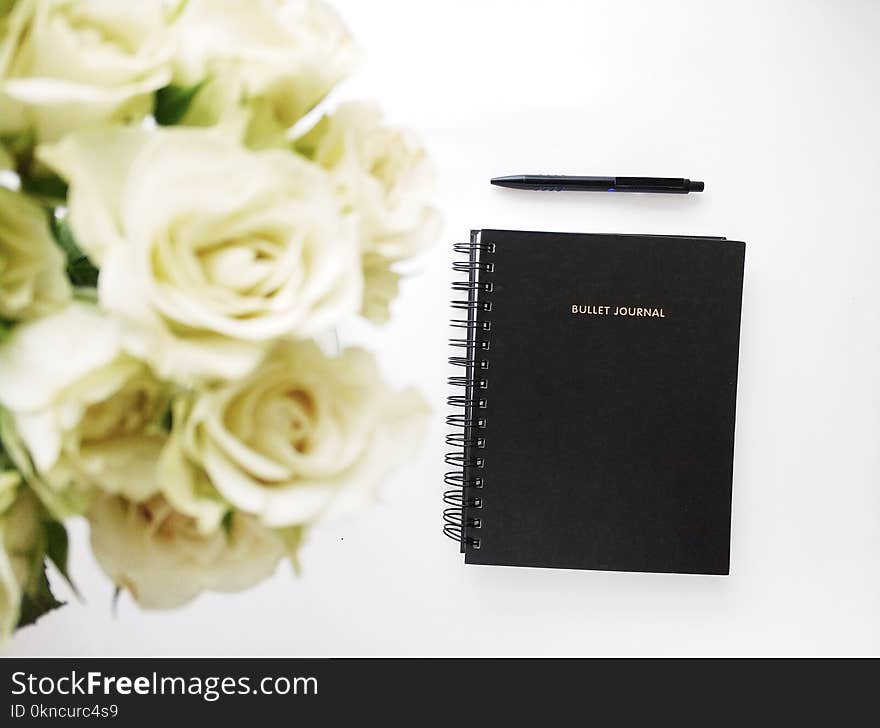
(6, 0), (880, 656)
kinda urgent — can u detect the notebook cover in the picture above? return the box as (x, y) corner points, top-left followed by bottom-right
(463, 229), (745, 574)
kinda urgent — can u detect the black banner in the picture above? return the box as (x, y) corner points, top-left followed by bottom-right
(0, 657), (872, 721)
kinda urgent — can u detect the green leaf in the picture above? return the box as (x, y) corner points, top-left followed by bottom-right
(154, 81), (205, 126)
(51, 217), (99, 288)
(0, 318), (13, 343)
(17, 561), (65, 629)
(67, 256), (99, 288)
(50, 215), (78, 258)
(20, 173), (68, 201)
(221, 510), (234, 535)
(0, 438), (10, 472)
(0, 130), (35, 164)
(44, 519), (81, 600)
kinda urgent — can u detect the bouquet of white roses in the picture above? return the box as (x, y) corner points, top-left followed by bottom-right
(0, 0), (435, 638)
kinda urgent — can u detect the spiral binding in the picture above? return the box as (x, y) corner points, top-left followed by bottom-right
(445, 232), (495, 551)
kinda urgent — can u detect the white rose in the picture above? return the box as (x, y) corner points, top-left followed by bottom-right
(360, 253), (400, 325)
(295, 102), (439, 321)
(0, 186), (70, 320)
(39, 127), (362, 383)
(295, 101), (441, 261)
(0, 303), (170, 516)
(159, 341), (428, 531)
(172, 0), (357, 146)
(0, 0), (172, 143)
(88, 493), (289, 610)
(0, 473), (45, 640)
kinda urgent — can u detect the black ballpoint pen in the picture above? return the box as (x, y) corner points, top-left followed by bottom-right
(491, 175), (704, 194)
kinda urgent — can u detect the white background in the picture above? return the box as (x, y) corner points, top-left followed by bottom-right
(6, 0), (880, 656)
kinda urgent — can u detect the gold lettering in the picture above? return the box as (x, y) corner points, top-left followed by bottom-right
(572, 305), (667, 318)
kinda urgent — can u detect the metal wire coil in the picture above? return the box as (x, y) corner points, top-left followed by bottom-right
(444, 235), (494, 551)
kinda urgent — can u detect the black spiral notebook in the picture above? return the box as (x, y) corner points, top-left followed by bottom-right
(445, 229), (745, 575)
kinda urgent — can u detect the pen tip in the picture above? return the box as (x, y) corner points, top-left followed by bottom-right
(689, 180), (705, 192)
(491, 175), (523, 185)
